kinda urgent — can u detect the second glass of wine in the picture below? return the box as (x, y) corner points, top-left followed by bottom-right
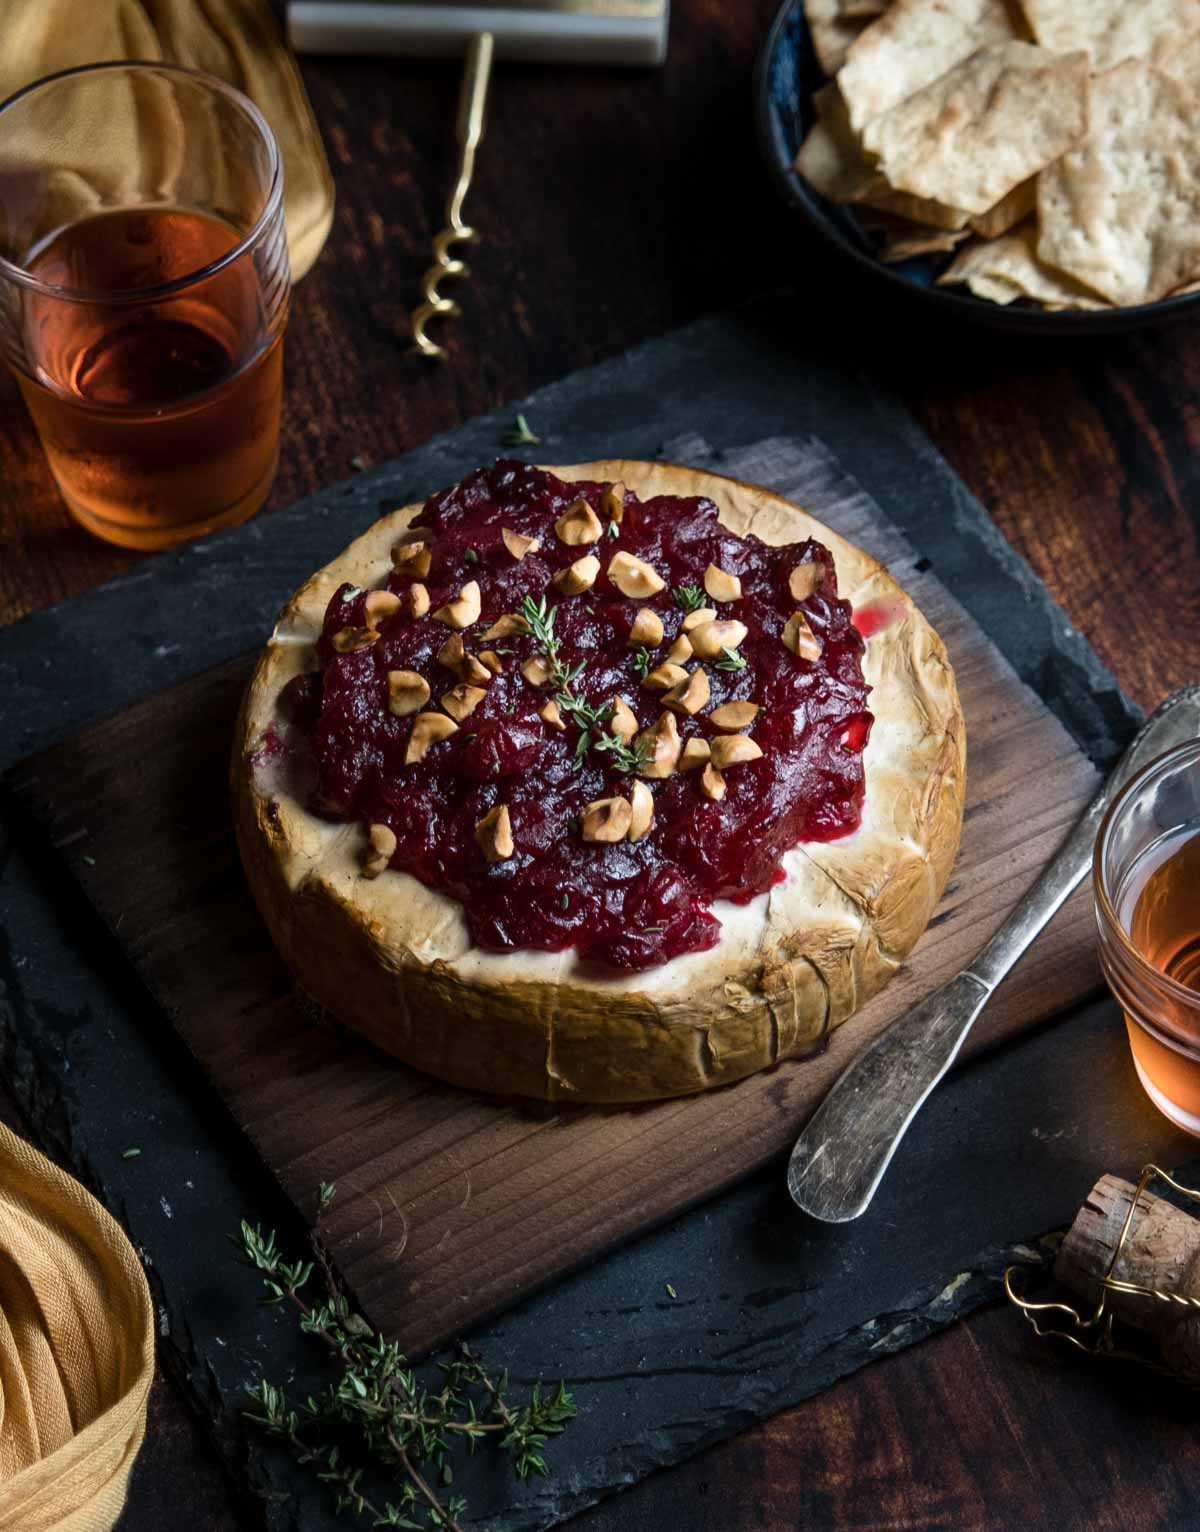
(0, 62), (291, 551)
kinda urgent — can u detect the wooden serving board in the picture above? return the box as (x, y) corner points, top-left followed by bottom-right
(10, 439), (1105, 1359)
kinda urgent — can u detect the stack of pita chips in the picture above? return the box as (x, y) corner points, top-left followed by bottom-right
(797, 0), (1200, 309)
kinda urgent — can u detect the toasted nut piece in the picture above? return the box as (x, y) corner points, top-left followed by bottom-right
(680, 736), (711, 771)
(555, 497), (603, 546)
(662, 668), (711, 717)
(441, 684), (487, 722)
(479, 649), (504, 675)
(387, 669), (431, 717)
(608, 550), (666, 599)
(521, 654), (554, 687)
(610, 696), (638, 740)
(704, 563), (742, 603)
(551, 553), (601, 595)
(689, 619), (749, 659)
(700, 763), (726, 801)
(482, 612), (531, 640)
(432, 579), (481, 629)
(643, 661), (689, 693)
(460, 652), (493, 686)
(409, 582), (431, 619)
(628, 780), (654, 842)
(783, 611), (822, 661)
(709, 734), (763, 769)
(364, 590), (402, 626)
(681, 605), (717, 632)
(602, 480), (626, 524)
(788, 561), (826, 602)
(666, 632), (693, 664)
(392, 539), (432, 578)
(405, 710), (458, 764)
(364, 823), (397, 877)
(637, 710), (682, 779)
(438, 633), (466, 674)
(475, 804), (514, 864)
(628, 608), (665, 648)
(539, 698), (567, 731)
(502, 527), (540, 561)
(582, 795), (633, 843)
(709, 700), (760, 731)
(332, 626), (380, 653)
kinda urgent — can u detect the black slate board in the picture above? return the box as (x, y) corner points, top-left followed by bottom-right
(0, 299), (1176, 1532)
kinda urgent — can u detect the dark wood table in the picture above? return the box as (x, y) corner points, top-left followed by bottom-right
(2, 3), (1197, 1525)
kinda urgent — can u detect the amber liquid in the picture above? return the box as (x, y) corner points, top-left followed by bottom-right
(15, 207), (285, 550)
(1121, 830), (1200, 1125)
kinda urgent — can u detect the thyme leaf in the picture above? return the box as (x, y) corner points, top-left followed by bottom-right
(631, 647), (653, 681)
(501, 413), (540, 447)
(714, 646), (747, 672)
(672, 584), (705, 613)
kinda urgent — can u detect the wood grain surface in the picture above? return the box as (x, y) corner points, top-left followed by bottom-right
(14, 445), (1102, 1359)
(0, 0), (1196, 1525)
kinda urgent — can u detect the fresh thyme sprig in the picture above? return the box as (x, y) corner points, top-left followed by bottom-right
(714, 646), (747, 672)
(672, 585), (706, 613)
(237, 1211), (576, 1529)
(631, 647), (653, 681)
(592, 731), (651, 775)
(501, 413), (540, 447)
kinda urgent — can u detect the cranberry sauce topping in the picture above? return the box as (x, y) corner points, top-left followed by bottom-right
(308, 462), (872, 971)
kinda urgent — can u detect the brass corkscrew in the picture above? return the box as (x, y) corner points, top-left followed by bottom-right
(410, 32), (494, 359)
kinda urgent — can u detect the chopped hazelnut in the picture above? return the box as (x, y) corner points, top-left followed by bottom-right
(662, 668), (711, 717)
(627, 780), (654, 843)
(551, 553), (601, 596)
(364, 590), (402, 626)
(704, 563), (742, 603)
(475, 804), (514, 864)
(783, 611), (823, 662)
(628, 608), (665, 648)
(482, 613), (531, 640)
(602, 480), (626, 524)
(666, 633), (693, 665)
(332, 626), (380, 653)
(689, 619), (749, 659)
(460, 652), (493, 686)
(637, 711), (682, 779)
(432, 579), (481, 629)
(709, 734), (763, 769)
(441, 684), (487, 722)
(387, 669), (431, 717)
(479, 649), (504, 675)
(555, 497), (603, 546)
(364, 823), (396, 877)
(539, 698), (567, 731)
(788, 561), (826, 602)
(608, 550), (666, 599)
(700, 763), (727, 801)
(392, 538), (432, 579)
(438, 633), (466, 673)
(643, 661), (689, 693)
(610, 696), (638, 740)
(521, 654), (554, 687)
(680, 737), (711, 771)
(709, 701), (760, 731)
(502, 527), (541, 561)
(409, 582), (431, 619)
(681, 606), (718, 632)
(582, 795), (633, 843)
(405, 711), (458, 764)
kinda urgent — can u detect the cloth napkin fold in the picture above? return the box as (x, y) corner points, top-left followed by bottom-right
(0, 0), (334, 278)
(0, 1121), (153, 1532)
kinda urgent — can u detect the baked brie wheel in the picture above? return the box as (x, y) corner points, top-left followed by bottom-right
(233, 460), (965, 1103)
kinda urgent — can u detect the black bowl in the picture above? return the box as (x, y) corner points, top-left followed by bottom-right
(753, 0), (1200, 335)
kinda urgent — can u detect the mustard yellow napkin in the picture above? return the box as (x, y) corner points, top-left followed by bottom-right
(0, 1121), (153, 1532)
(0, 0), (334, 278)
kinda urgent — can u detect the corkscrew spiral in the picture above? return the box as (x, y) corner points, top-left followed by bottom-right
(410, 33), (494, 360)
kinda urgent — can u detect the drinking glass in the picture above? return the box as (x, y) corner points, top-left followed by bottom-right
(0, 62), (291, 551)
(1095, 740), (1200, 1133)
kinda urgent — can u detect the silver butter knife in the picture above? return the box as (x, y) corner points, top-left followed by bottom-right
(787, 683), (1200, 1224)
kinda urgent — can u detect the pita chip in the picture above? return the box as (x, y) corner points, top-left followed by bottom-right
(1019, 0), (1200, 73)
(838, 0), (1016, 133)
(861, 41), (1089, 215)
(968, 177), (1036, 238)
(940, 221), (1108, 308)
(1038, 60), (1200, 306)
(804, 0), (871, 76)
